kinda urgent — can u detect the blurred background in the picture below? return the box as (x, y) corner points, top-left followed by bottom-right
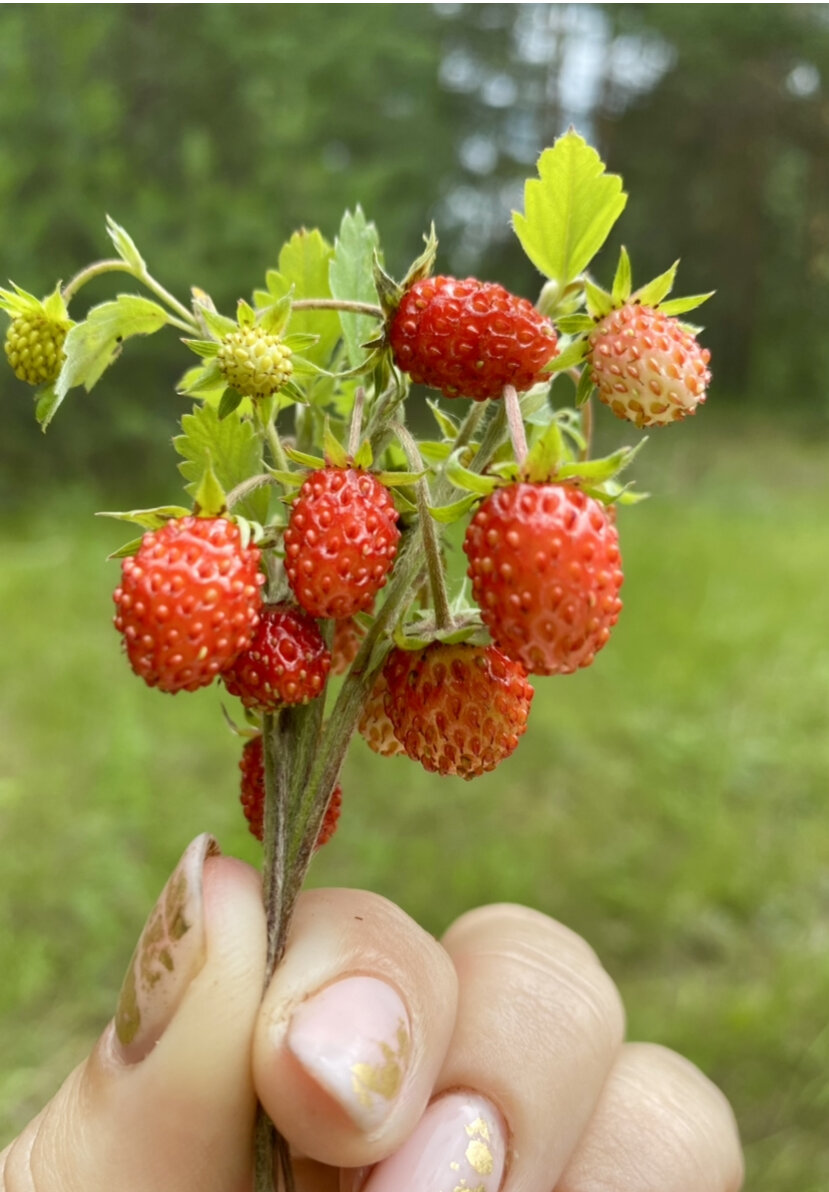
(1, 5), (828, 1187)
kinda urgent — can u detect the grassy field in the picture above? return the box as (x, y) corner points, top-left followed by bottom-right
(1, 417), (828, 1188)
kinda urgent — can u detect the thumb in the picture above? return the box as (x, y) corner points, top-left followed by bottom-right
(1, 835), (266, 1192)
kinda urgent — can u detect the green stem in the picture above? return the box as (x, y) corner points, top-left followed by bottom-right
(61, 255), (200, 334)
(62, 259), (134, 302)
(291, 298), (383, 318)
(580, 394), (593, 462)
(392, 422), (452, 632)
(135, 268), (199, 330)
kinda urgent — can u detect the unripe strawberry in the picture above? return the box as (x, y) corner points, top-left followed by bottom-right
(216, 326), (293, 398)
(4, 312), (69, 386)
(388, 275), (558, 401)
(239, 735), (342, 848)
(588, 303), (711, 427)
(331, 617), (365, 676)
(358, 671), (405, 758)
(222, 603), (331, 711)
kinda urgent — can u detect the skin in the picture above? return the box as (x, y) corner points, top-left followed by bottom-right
(0, 856), (744, 1192)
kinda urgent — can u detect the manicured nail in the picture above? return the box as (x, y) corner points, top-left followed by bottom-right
(287, 975), (411, 1131)
(114, 833), (220, 1063)
(363, 1092), (507, 1192)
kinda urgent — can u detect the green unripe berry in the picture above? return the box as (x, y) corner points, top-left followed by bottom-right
(216, 326), (293, 398)
(4, 313), (69, 386)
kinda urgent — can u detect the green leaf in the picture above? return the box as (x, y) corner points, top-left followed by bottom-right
(106, 215), (145, 273)
(269, 230), (340, 370)
(34, 384), (61, 431)
(173, 402), (267, 523)
(512, 131), (627, 286)
(97, 505), (192, 530)
(329, 207), (383, 369)
(545, 337), (588, 375)
(54, 295), (170, 411)
(658, 292), (715, 317)
(634, 261), (679, 308)
(612, 246), (632, 305)
(217, 387), (243, 420)
(418, 439), (454, 464)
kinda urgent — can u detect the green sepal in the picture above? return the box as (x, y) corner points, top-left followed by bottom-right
(544, 337), (588, 375)
(445, 449), (499, 497)
(427, 492), (479, 524)
(400, 224), (439, 290)
(290, 354), (331, 379)
(418, 440), (454, 464)
(195, 302), (238, 340)
(106, 215), (146, 274)
(323, 419), (349, 468)
(278, 378), (310, 405)
(582, 479), (649, 506)
(427, 399), (460, 440)
(556, 439), (644, 486)
(611, 246), (633, 305)
(183, 338), (220, 358)
(256, 290), (293, 336)
(265, 467), (304, 489)
(393, 612), (487, 652)
(217, 387), (244, 420)
(282, 332), (320, 352)
(284, 445), (325, 470)
(179, 358), (225, 396)
(575, 366), (595, 408)
(553, 407), (587, 454)
(512, 131), (627, 287)
(232, 515), (267, 549)
(519, 385), (554, 425)
(97, 505), (192, 530)
(237, 299), (256, 327)
(390, 489), (417, 516)
(352, 438), (374, 470)
(522, 421), (566, 484)
(584, 280), (613, 319)
(329, 206), (383, 369)
(372, 250), (403, 318)
(34, 385), (61, 431)
(633, 261), (679, 309)
(42, 284), (70, 324)
(0, 282), (43, 317)
(555, 313), (595, 335)
(107, 535), (144, 560)
(658, 292), (715, 317)
(375, 469), (428, 487)
(192, 454), (228, 517)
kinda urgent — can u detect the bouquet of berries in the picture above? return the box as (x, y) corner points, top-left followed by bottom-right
(2, 132), (711, 1191)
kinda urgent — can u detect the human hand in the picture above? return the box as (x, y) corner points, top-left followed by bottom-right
(0, 835), (743, 1191)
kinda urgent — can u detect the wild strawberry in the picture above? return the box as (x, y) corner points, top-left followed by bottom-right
(588, 303), (711, 427)
(284, 467), (400, 620)
(388, 275), (558, 401)
(222, 603), (331, 710)
(358, 671), (405, 758)
(113, 516), (264, 694)
(463, 484), (623, 676)
(216, 326), (293, 398)
(4, 312), (69, 386)
(331, 617), (365, 676)
(239, 735), (342, 848)
(382, 642), (534, 780)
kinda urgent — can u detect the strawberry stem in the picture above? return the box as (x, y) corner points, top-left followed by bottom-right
(291, 298), (383, 318)
(503, 383), (528, 467)
(392, 422), (452, 632)
(61, 258), (134, 302)
(580, 394), (593, 462)
(348, 386), (366, 459)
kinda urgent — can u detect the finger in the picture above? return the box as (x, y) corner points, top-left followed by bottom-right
(1, 835), (266, 1192)
(362, 904), (625, 1192)
(556, 1042), (744, 1192)
(253, 887), (459, 1170)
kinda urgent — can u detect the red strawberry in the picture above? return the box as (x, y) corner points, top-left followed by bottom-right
(463, 484), (623, 676)
(358, 671), (405, 758)
(113, 516), (264, 694)
(239, 735), (341, 848)
(222, 603), (331, 710)
(588, 303), (711, 427)
(284, 467), (400, 620)
(388, 275), (558, 401)
(331, 617), (365, 676)
(382, 642), (533, 780)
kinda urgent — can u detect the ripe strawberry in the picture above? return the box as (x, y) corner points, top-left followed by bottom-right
(239, 735), (342, 848)
(388, 275), (558, 401)
(222, 603), (331, 710)
(463, 484), (623, 676)
(216, 326), (293, 398)
(113, 516), (264, 694)
(284, 467), (400, 620)
(382, 642), (534, 780)
(4, 312), (69, 385)
(588, 303), (711, 427)
(358, 671), (405, 758)
(331, 617), (365, 676)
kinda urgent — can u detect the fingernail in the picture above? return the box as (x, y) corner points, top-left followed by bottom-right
(363, 1092), (507, 1192)
(114, 833), (220, 1063)
(286, 975), (412, 1131)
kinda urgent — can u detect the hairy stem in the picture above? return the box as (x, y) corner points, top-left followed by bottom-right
(61, 259), (134, 302)
(503, 384), (528, 467)
(348, 386), (366, 459)
(291, 298), (383, 318)
(392, 422), (452, 632)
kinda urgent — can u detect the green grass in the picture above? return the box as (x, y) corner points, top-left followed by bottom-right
(2, 420), (828, 1188)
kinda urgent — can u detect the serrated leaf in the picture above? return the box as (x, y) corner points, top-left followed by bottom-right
(445, 449), (499, 497)
(97, 505), (192, 530)
(217, 387), (243, 420)
(555, 313), (595, 335)
(634, 261), (679, 308)
(575, 366), (595, 408)
(658, 292), (715, 317)
(269, 230), (340, 370)
(428, 492), (479, 524)
(427, 399), (460, 440)
(545, 337), (588, 375)
(174, 402), (267, 522)
(612, 246), (632, 305)
(329, 207), (383, 369)
(512, 132), (627, 286)
(584, 280), (613, 319)
(34, 384), (61, 430)
(54, 295), (170, 409)
(106, 215), (145, 273)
